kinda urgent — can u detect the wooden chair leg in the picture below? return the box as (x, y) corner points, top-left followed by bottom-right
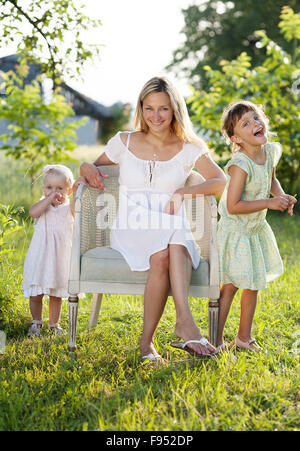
(89, 293), (103, 329)
(208, 298), (219, 347)
(68, 295), (79, 352)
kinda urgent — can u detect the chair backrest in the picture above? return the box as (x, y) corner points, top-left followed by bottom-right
(79, 165), (216, 261)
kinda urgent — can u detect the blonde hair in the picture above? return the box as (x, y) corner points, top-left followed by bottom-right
(133, 76), (207, 149)
(43, 164), (74, 188)
(221, 100), (270, 152)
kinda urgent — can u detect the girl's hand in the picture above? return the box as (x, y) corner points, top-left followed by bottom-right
(267, 195), (290, 212)
(287, 194), (297, 216)
(163, 190), (184, 215)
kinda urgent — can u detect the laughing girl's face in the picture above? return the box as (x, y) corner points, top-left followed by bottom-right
(231, 110), (268, 149)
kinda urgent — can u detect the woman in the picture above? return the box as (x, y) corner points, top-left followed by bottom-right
(80, 76), (226, 361)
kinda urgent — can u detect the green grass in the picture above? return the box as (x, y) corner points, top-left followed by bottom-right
(0, 152), (299, 431)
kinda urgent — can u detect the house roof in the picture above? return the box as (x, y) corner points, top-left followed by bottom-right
(0, 54), (114, 120)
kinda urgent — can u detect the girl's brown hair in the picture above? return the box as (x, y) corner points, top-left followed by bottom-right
(221, 100), (269, 151)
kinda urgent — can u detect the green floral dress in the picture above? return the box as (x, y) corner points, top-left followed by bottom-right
(217, 142), (283, 290)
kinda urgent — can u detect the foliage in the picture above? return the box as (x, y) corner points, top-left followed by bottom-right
(167, 0), (299, 89)
(101, 103), (132, 143)
(0, 0), (102, 86)
(0, 203), (24, 258)
(0, 61), (85, 193)
(189, 7), (300, 195)
(0, 203), (28, 333)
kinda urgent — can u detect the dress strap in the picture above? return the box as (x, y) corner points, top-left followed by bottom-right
(126, 132), (131, 148)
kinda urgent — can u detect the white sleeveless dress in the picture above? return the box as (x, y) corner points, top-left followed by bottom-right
(104, 132), (208, 271)
(22, 201), (73, 298)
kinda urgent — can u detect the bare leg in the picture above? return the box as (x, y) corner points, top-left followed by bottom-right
(238, 289), (258, 342)
(140, 248), (170, 357)
(169, 244), (215, 355)
(29, 294), (43, 321)
(49, 296), (62, 325)
(216, 283), (238, 347)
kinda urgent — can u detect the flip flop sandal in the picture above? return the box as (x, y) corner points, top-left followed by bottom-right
(234, 335), (262, 352)
(141, 353), (165, 367)
(170, 338), (215, 358)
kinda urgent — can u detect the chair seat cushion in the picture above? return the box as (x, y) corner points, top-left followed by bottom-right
(80, 247), (209, 286)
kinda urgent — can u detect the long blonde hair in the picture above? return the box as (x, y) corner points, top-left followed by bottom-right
(133, 76), (207, 149)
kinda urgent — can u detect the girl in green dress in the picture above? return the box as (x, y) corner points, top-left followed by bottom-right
(216, 100), (297, 351)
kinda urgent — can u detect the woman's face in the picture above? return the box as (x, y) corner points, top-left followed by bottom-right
(142, 91), (174, 133)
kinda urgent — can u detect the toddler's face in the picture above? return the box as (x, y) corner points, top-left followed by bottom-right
(43, 173), (71, 205)
(232, 110), (267, 148)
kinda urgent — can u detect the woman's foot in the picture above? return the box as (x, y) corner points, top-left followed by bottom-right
(174, 320), (216, 355)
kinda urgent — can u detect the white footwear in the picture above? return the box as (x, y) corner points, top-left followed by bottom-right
(28, 320), (42, 337)
(49, 323), (63, 336)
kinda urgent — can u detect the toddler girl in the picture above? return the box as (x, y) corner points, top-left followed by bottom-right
(23, 164), (85, 336)
(217, 100), (296, 351)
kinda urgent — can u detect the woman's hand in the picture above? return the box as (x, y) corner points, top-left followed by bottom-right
(80, 162), (108, 190)
(163, 190), (184, 215)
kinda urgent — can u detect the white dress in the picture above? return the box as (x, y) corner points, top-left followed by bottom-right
(22, 201), (73, 298)
(104, 132), (208, 271)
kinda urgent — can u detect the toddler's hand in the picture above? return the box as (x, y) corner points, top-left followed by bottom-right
(49, 192), (63, 206)
(73, 176), (88, 191)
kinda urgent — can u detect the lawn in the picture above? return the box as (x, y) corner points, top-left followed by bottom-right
(0, 151), (299, 431)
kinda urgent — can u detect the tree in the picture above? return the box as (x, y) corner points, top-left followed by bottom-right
(189, 7), (300, 194)
(0, 0), (102, 87)
(167, 0), (299, 89)
(0, 61), (85, 194)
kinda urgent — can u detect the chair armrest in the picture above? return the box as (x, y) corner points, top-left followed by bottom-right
(68, 184), (84, 294)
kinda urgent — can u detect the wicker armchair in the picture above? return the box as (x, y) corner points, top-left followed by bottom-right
(68, 165), (220, 352)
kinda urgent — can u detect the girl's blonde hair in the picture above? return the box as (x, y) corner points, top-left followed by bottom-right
(133, 76), (207, 149)
(221, 100), (270, 152)
(43, 164), (74, 188)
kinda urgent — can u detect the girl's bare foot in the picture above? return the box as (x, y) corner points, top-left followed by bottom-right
(139, 335), (161, 358)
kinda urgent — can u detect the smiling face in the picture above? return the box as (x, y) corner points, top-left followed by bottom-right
(42, 172), (72, 204)
(142, 91), (174, 134)
(231, 110), (268, 149)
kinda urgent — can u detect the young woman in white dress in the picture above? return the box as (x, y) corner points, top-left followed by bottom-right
(80, 77), (226, 360)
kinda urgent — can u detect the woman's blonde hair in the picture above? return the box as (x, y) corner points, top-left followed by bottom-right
(43, 164), (74, 188)
(221, 100), (270, 152)
(133, 76), (207, 149)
